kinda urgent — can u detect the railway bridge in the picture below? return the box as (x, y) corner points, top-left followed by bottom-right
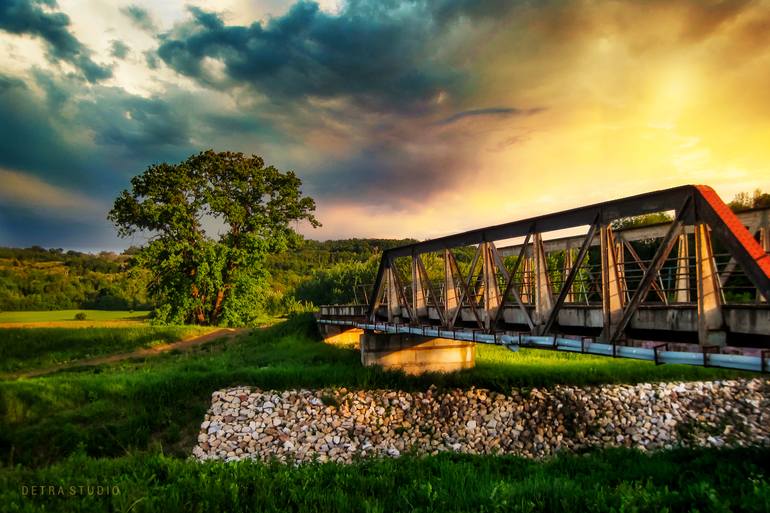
(317, 185), (770, 374)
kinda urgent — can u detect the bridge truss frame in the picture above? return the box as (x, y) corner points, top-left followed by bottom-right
(366, 185), (770, 348)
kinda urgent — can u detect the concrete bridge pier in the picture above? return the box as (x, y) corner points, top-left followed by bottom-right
(359, 330), (475, 375)
(318, 322), (475, 374)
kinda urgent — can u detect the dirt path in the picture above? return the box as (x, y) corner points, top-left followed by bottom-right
(4, 327), (251, 380)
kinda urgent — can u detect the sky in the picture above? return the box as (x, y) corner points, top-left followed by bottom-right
(0, 0), (769, 252)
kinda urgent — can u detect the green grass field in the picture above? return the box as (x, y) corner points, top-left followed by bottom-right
(0, 314), (766, 512)
(0, 310), (149, 324)
(0, 326), (212, 373)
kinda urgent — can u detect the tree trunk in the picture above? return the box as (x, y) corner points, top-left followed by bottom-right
(211, 288), (226, 325)
(191, 283), (207, 324)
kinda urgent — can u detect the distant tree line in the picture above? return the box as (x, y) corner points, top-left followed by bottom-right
(0, 247), (150, 311)
(0, 239), (415, 314)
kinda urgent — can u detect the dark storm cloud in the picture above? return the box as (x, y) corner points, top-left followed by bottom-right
(0, 204), (121, 250)
(1, 63), (283, 193)
(110, 40), (130, 59)
(0, 67), (200, 195)
(156, 1), (465, 112)
(308, 137), (471, 206)
(0, 0), (111, 82)
(121, 5), (157, 32)
(435, 107), (545, 125)
(79, 92), (191, 150)
(0, 73), (89, 185)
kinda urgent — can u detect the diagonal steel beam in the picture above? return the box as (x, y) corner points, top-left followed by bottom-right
(368, 257), (387, 321)
(447, 248), (484, 329)
(492, 231), (534, 330)
(543, 217), (600, 334)
(609, 196), (693, 343)
(415, 253), (446, 325)
(695, 186), (770, 301)
(389, 256), (415, 323)
(619, 236), (668, 304)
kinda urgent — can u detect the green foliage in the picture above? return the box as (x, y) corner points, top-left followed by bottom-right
(293, 257), (380, 305)
(73, 312), (87, 321)
(729, 188), (770, 212)
(0, 247), (150, 311)
(108, 150), (319, 326)
(611, 212), (674, 231)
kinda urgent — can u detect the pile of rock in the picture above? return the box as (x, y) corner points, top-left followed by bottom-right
(192, 378), (770, 463)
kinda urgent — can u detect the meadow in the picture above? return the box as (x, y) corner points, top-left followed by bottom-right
(0, 310), (149, 324)
(0, 326), (212, 374)
(1, 314), (767, 512)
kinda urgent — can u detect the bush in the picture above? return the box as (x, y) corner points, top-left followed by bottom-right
(74, 312), (87, 320)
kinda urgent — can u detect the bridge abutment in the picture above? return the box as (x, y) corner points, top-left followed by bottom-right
(318, 323), (364, 347)
(360, 331), (475, 374)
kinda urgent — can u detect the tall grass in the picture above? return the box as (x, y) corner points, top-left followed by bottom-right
(1, 448), (769, 512)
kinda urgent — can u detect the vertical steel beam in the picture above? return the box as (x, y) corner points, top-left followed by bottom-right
(675, 230), (690, 303)
(760, 227), (769, 303)
(616, 237), (628, 303)
(444, 249), (460, 325)
(481, 242), (502, 329)
(520, 256), (532, 303)
(695, 224), (726, 346)
(411, 254), (427, 319)
(533, 233), (554, 332)
(563, 246), (576, 303)
(386, 264), (401, 323)
(600, 225), (625, 341)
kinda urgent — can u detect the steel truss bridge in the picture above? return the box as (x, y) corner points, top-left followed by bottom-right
(318, 185), (770, 373)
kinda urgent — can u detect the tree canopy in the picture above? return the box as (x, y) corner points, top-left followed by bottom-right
(108, 150), (319, 325)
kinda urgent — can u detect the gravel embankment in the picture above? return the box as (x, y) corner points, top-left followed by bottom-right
(193, 379), (770, 463)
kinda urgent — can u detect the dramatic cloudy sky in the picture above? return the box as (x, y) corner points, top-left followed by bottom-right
(1, 0), (769, 251)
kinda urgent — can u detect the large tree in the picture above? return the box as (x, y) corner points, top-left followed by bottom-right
(108, 150), (319, 325)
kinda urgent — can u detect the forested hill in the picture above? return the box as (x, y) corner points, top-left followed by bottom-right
(0, 239), (415, 312)
(0, 246), (150, 311)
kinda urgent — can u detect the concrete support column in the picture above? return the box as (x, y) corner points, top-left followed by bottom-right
(695, 223), (726, 346)
(360, 331), (475, 374)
